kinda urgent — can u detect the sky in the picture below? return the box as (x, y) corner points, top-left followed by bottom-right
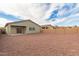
(0, 3), (79, 27)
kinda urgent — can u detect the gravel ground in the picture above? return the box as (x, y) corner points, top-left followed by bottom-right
(0, 31), (79, 56)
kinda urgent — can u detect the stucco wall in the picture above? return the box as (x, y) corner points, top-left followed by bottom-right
(11, 27), (17, 34)
(6, 25), (11, 34)
(26, 21), (41, 34)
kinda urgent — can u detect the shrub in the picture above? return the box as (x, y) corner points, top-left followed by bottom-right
(0, 27), (6, 34)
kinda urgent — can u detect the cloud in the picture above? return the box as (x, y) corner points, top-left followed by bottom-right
(0, 18), (12, 27)
(47, 3), (77, 20)
(0, 11), (20, 21)
(0, 3), (79, 27)
(15, 3), (53, 25)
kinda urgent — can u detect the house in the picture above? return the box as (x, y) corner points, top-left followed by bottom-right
(41, 24), (54, 30)
(5, 20), (41, 34)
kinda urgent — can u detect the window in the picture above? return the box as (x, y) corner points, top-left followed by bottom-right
(29, 27), (35, 31)
(29, 27), (32, 31)
(33, 27), (35, 30)
(16, 27), (22, 33)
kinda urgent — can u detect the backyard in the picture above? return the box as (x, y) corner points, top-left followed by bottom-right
(0, 30), (79, 56)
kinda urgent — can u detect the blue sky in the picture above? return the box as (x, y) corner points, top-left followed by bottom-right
(0, 3), (79, 27)
(0, 11), (20, 21)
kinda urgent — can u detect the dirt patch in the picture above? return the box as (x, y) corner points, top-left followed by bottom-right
(0, 32), (79, 56)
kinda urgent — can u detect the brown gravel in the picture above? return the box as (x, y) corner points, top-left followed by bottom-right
(0, 31), (79, 56)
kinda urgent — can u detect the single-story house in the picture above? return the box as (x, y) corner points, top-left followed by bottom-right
(5, 20), (41, 34)
(41, 24), (54, 30)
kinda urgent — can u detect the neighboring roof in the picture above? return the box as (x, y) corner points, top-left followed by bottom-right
(41, 24), (54, 27)
(5, 19), (41, 27)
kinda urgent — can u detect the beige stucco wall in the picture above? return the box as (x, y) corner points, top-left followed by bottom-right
(48, 26), (54, 29)
(6, 20), (41, 34)
(11, 27), (17, 34)
(6, 25), (11, 34)
(25, 21), (41, 34)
